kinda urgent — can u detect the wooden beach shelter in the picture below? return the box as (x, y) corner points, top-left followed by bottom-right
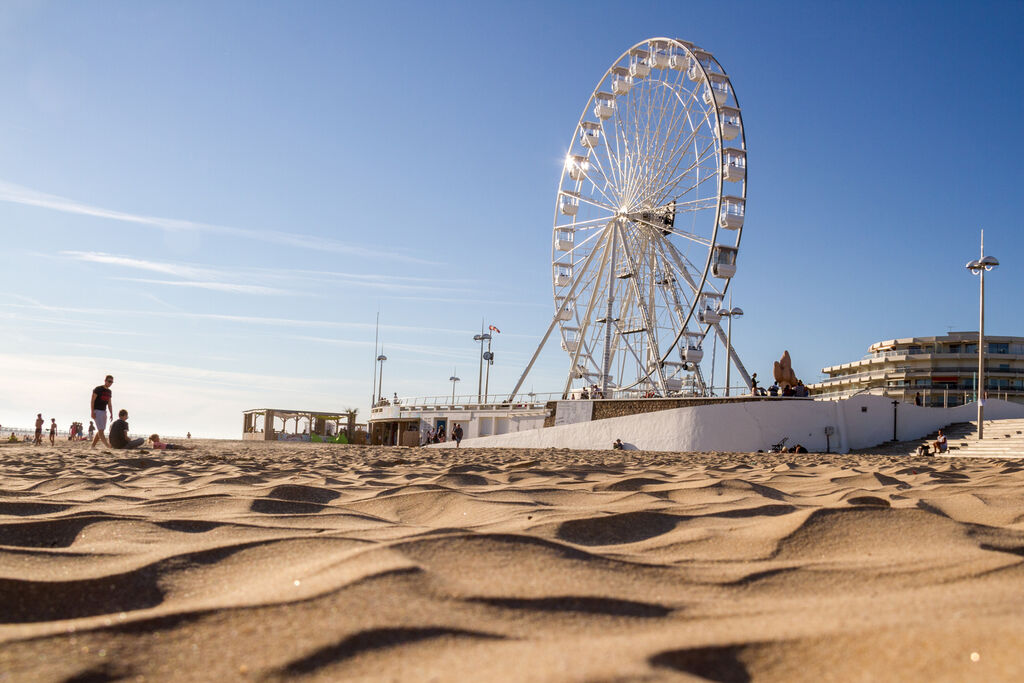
(242, 408), (362, 442)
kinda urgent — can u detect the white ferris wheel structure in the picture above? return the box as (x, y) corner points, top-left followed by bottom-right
(510, 37), (750, 400)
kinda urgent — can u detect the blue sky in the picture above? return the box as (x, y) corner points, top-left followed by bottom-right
(1, 1), (1022, 438)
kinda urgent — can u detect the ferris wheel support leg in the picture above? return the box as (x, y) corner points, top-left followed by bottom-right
(507, 231), (609, 402)
(616, 222), (669, 395)
(562, 230), (614, 398)
(600, 223), (619, 397)
(710, 320), (752, 390)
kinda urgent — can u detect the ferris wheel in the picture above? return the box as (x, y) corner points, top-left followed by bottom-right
(512, 37), (750, 400)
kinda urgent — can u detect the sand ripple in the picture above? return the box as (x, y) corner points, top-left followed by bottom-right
(1, 441), (1023, 681)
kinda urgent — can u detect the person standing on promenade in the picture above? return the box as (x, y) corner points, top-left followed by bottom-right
(90, 375), (114, 449)
(452, 423), (463, 448)
(49, 418), (57, 445)
(34, 413), (44, 445)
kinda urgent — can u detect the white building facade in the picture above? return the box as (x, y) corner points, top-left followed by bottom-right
(809, 333), (1024, 407)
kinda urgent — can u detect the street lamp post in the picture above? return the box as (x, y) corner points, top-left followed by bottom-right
(966, 230), (998, 440)
(483, 336), (494, 403)
(449, 375), (460, 404)
(376, 354), (387, 404)
(472, 333), (491, 402)
(719, 305), (743, 397)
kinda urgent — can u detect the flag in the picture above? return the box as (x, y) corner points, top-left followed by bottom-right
(489, 325), (501, 333)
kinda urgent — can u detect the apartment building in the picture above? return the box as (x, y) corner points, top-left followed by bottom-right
(809, 332), (1024, 407)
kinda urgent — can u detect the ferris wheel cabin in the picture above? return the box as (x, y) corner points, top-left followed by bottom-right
(698, 293), (724, 324)
(611, 66), (632, 95)
(683, 332), (705, 364)
(703, 73), (731, 107)
(593, 92), (615, 121)
(580, 121), (601, 148)
(560, 190), (580, 216)
(567, 154), (590, 181)
(629, 48), (651, 78)
(717, 106), (742, 141)
(712, 245), (738, 279)
(687, 49), (714, 82)
(720, 196), (745, 229)
(723, 148), (746, 182)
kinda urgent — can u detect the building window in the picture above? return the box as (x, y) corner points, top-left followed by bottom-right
(948, 344), (960, 353)
(989, 343), (1009, 354)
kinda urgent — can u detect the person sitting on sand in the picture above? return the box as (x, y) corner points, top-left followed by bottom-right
(791, 444), (808, 453)
(148, 434), (194, 451)
(8, 432), (16, 442)
(109, 410), (145, 450)
(931, 430), (947, 454)
(612, 438), (624, 450)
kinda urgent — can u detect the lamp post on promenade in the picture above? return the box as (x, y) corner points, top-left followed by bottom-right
(966, 231), (998, 439)
(449, 375), (460, 404)
(719, 305), (743, 397)
(473, 333), (491, 402)
(376, 354), (387, 404)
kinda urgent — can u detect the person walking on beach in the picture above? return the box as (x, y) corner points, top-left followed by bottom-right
(49, 418), (57, 445)
(109, 410), (144, 450)
(90, 375), (114, 449)
(88, 420), (95, 441)
(452, 423), (464, 448)
(34, 413), (44, 445)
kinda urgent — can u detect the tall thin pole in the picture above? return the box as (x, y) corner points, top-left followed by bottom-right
(371, 311), (379, 408)
(726, 315), (733, 397)
(978, 230), (985, 439)
(484, 335), (493, 402)
(477, 320), (484, 402)
(709, 328), (718, 396)
(377, 351), (384, 403)
(725, 295), (733, 397)
(601, 223), (618, 396)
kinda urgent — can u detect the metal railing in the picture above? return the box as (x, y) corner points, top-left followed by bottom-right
(373, 385), (780, 415)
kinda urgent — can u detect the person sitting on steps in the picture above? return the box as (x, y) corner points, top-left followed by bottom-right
(931, 430), (948, 454)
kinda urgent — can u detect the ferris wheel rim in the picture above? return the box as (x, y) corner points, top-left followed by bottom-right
(550, 37), (746, 395)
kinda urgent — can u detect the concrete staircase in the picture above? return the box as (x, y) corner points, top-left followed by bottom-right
(853, 419), (1024, 458)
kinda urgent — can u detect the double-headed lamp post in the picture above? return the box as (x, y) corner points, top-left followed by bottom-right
(719, 305), (743, 397)
(449, 375), (460, 404)
(472, 333), (491, 402)
(376, 354), (387, 403)
(966, 231), (999, 439)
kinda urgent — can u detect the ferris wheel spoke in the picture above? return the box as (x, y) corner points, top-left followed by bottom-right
(651, 135), (719, 207)
(644, 95), (715, 199)
(634, 77), (681, 207)
(555, 215), (615, 233)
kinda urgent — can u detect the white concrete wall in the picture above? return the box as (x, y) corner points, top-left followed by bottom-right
(432, 396), (1024, 453)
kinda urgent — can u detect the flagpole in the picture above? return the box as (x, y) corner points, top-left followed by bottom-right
(371, 310), (379, 408)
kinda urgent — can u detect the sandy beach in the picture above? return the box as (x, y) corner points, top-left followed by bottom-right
(1, 440), (1022, 681)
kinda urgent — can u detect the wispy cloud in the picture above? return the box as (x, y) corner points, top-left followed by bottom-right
(61, 250), (475, 297)
(63, 251), (210, 279)
(113, 277), (296, 296)
(1, 180), (429, 264)
(0, 299), (475, 335)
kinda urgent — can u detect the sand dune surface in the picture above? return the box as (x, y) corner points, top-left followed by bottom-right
(1, 440), (1023, 681)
